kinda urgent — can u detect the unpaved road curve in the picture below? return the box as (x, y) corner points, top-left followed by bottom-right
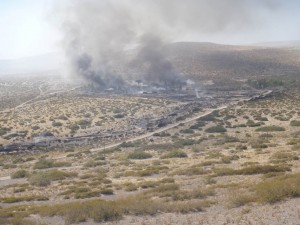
(90, 105), (228, 153)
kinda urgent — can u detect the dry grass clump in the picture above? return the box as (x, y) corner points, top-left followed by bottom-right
(256, 173), (300, 203)
(174, 166), (208, 176)
(28, 170), (77, 187)
(33, 159), (71, 169)
(205, 125), (227, 133)
(214, 165), (290, 176)
(127, 151), (152, 159)
(270, 151), (299, 163)
(0, 195), (48, 203)
(11, 170), (28, 179)
(255, 126), (285, 132)
(124, 165), (168, 177)
(229, 192), (257, 207)
(161, 150), (187, 159)
(2, 195), (213, 224)
(290, 120), (300, 126)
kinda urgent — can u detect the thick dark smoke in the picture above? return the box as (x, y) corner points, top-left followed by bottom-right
(134, 35), (186, 89)
(56, 0), (281, 90)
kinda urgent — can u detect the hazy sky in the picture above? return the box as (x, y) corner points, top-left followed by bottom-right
(0, 0), (300, 60)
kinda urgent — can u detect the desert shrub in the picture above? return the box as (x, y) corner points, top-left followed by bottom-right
(205, 125), (227, 133)
(214, 165), (290, 176)
(83, 160), (105, 168)
(1, 195), (213, 224)
(123, 182), (138, 191)
(75, 190), (100, 199)
(69, 124), (80, 131)
(190, 121), (206, 130)
(0, 127), (10, 136)
(57, 115), (68, 120)
(255, 116), (268, 122)
(205, 150), (224, 159)
(230, 193), (257, 207)
(180, 129), (194, 134)
(221, 155), (239, 164)
(77, 120), (92, 126)
(171, 188), (215, 201)
(33, 159), (71, 169)
(128, 151), (152, 160)
(11, 170), (28, 179)
(31, 125), (40, 130)
(236, 144), (248, 150)
(161, 150), (187, 159)
(0, 196), (48, 203)
(139, 181), (160, 189)
(153, 132), (171, 137)
(220, 135), (240, 143)
(256, 173), (300, 203)
(119, 142), (135, 148)
(114, 114), (125, 119)
(52, 121), (63, 127)
(246, 120), (261, 127)
(100, 189), (114, 195)
(174, 167), (207, 176)
(29, 170), (77, 186)
(256, 126), (285, 132)
(198, 110), (219, 121)
(28, 174), (51, 187)
(270, 152), (299, 163)
(175, 139), (196, 147)
(290, 120), (300, 126)
(151, 183), (180, 193)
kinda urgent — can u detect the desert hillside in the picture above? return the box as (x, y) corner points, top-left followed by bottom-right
(168, 42), (300, 80)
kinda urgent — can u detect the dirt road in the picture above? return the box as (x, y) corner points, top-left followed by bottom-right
(90, 105), (228, 153)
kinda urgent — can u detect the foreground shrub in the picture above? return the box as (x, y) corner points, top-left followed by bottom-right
(256, 173), (300, 203)
(30, 196), (212, 224)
